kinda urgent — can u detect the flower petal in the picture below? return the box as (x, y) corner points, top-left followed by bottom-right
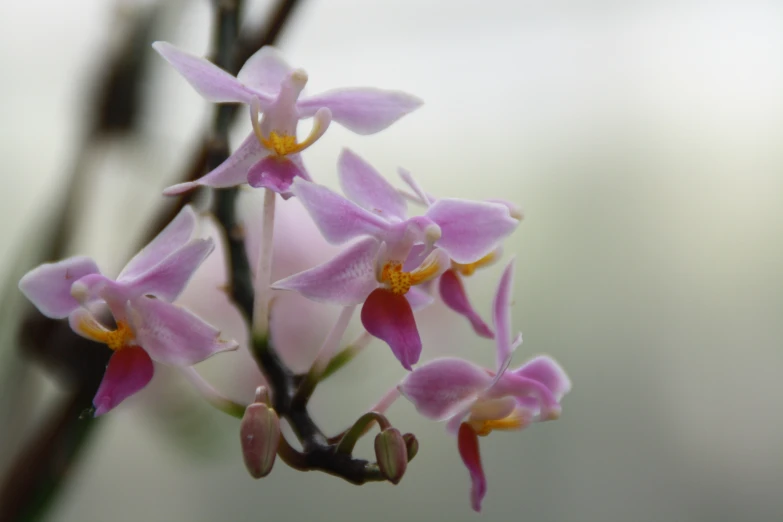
(127, 297), (238, 366)
(271, 237), (380, 305)
(439, 270), (494, 339)
(290, 178), (390, 244)
(492, 260), (516, 368)
(399, 357), (491, 419)
(152, 41), (265, 105)
(236, 46), (292, 96)
(338, 149), (407, 220)
(69, 307), (113, 343)
(426, 198), (519, 264)
(297, 88), (423, 135)
(488, 372), (562, 422)
(247, 156), (303, 193)
(361, 289), (421, 370)
(93, 346), (154, 416)
(118, 205), (196, 281)
(18, 257), (101, 318)
(123, 239), (215, 302)
(405, 286), (433, 311)
(398, 167), (432, 206)
(511, 355), (572, 401)
(163, 132), (267, 195)
(458, 423), (487, 513)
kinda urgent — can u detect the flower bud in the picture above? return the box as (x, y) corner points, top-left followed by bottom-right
(402, 433), (418, 462)
(240, 403), (280, 479)
(374, 428), (408, 484)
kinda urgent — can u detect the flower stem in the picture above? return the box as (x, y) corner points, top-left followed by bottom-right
(179, 366), (247, 419)
(335, 412), (392, 455)
(320, 330), (373, 380)
(252, 188), (277, 337)
(294, 306), (355, 405)
(370, 386), (402, 415)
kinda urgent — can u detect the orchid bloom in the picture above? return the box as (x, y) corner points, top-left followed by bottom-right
(398, 260), (571, 511)
(272, 237), (449, 370)
(291, 148), (520, 265)
(399, 171), (524, 339)
(18, 206), (238, 415)
(153, 42), (422, 196)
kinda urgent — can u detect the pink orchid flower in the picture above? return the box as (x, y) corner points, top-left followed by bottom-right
(154, 43), (422, 197)
(398, 260), (571, 511)
(399, 171), (524, 339)
(272, 236), (449, 370)
(292, 148), (520, 265)
(18, 206), (238, 415)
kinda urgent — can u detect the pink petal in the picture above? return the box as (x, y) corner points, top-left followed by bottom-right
(511, 355), (572, 401)
(297, 87), (423, 135)
(488, 372), (562, 422)
(122, 239), (215, 302)
(18, 256), (101, 318)
(247, 155), (303, 193)
(290, 178), (390, 244)
(439, 270), (494, 339)
(397, 167), (432, 206)
(492, 260), (516, 368)
(236, 46), (292, 96)
(361, 289), (421, 371)
(271, 238), (380, 305)
(69, 307), (114, 343)
(93, 346), (154, 416)
(127, 297), (238, 367)
(163, 132), (268, 195)
(338, 149), (407, 220)
(426, 198), (519, 264)
(118, 205), (196, 281)
(399, 358), (491, 420)
(458, 423), (487, 513)
(405, 286), (433, 311)
(152, 42), (266, 106)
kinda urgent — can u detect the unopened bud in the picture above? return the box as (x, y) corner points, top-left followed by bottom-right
(374, 428), (408, 484)
(402, 433), (419, 462)
(254, 386), (270, 405)
(240, 403), (280, 479)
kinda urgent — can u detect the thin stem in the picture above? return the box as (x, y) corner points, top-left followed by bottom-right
(179, 366), (247, 419)
(294, 306), (355, 404)
(252, 188), (277, 337)
(320, 330), (373, 381)
(370, 386), (402, 415)
(335, 412), (392, 455)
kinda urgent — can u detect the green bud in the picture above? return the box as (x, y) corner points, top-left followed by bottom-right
(374, 428), (408, 484)
(402, 433), (419, 462)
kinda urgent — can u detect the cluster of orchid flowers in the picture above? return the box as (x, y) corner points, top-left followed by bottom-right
(18, 41), (571, 512)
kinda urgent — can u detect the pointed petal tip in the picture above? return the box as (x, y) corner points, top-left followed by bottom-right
(163, 182), (199, 196)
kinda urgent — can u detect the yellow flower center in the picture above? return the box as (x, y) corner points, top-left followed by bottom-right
(380, 262), (412, 295)
(380, 256), (443, 296)
(470, 410), (527, 437)
(452, 251), (498, 277)
(79, 319), (135, 351)
(261, 131), (300, 156)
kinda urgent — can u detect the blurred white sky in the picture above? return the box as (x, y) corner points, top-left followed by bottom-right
(1, 1), (783, 521)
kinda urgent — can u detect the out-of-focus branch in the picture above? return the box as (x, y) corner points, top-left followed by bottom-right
(0, 0), (309, 519)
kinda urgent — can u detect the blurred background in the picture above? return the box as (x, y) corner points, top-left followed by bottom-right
(1, 0), (783, 521)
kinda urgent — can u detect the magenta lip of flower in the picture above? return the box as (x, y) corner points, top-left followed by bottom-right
(18, 205), (238, 415)
(271, 236), (449, 370)
(398, 259), (572, 511)
(153, 42), (423, 196)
